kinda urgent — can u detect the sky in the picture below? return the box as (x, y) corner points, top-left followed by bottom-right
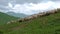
(0, 0), (60, 15)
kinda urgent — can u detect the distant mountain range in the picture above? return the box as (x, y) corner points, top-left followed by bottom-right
(0, 6), (28, 18)
(6, 12), (28, 18)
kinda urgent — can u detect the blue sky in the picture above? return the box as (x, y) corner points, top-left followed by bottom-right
(0, 0), (60, 15)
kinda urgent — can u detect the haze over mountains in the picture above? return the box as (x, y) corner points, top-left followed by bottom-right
(6, 12), (28, 18)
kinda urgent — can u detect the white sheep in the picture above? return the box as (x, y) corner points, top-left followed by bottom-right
(7, 22), (11, 24)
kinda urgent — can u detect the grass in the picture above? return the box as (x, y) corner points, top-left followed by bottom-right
(0, 9), (60, 34)
(0, 12), (18, 25)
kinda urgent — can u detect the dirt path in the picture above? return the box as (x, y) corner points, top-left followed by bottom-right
(7, 23), (29, 32)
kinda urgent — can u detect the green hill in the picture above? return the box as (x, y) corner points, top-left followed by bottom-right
(0, 12), (18, 25)
(0, 9), (60, 34)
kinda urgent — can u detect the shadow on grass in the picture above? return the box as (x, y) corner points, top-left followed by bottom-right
(55, 29), (60, 34)
(0, 31), (3, 34)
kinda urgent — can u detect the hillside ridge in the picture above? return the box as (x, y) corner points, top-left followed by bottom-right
(7, 8), (60, 24)
(0, 8), (60, 34)
(0, 12), (17, 25)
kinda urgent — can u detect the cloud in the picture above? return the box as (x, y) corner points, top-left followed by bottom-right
(0, 0), (60, 6)
(0, 0), (60, 15)
(6, 1), (60, 15)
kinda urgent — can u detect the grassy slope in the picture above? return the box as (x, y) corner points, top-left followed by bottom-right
(0, 9), (60, 34)
(0, 12), (18, 25)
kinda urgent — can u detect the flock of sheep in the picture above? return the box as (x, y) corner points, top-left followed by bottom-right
(7, 8), (59, 24)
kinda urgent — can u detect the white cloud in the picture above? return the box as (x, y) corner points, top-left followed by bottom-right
(7, 1), (60, 15)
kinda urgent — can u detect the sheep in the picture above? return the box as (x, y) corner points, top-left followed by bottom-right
(7, 21), (13, 24)
(37, 12), (45, 17)
(23, 14), (38, 21)
(44, 11), (51, 16)
(17, 16), (33, 22)
(10, 21), (15, 23)
(26, 16), (34, 20)
(48, 9), (58, 14)
(19, 16), (34, 22)
(17, 18), (24, 22)
(31, 14), (38, 19)
(17, 19), (21, 22)
(7, 9), (59, 23)
(41, 12), (49, 16)
(7, 22), (11, 24)
(51, 10), (56, 13)
(23, 17), (29, 21)
(54, 9), (58, 13)
(7, 20), (17, 24)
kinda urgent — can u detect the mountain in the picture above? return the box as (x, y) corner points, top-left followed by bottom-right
(6, 12), (28, 18)
(0, 9), (60, 34)
(0, 12), (18, 25)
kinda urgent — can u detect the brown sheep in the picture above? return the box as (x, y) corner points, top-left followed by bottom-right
(37, 12), (45, 17)
(21, 15), (35, 22)
(17, 19), (21, 22)
(44, 11), (50, 16)
(31, 14), (38, 19)
(8, 9), (59, 23)
(17, 18), (24, 22)
(23, 17), (30, 21)
(24, 14), (37, 21)
(48, 9), (57, 14)
(26, 16), (34, 20)
(55, 9), (57, 12)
